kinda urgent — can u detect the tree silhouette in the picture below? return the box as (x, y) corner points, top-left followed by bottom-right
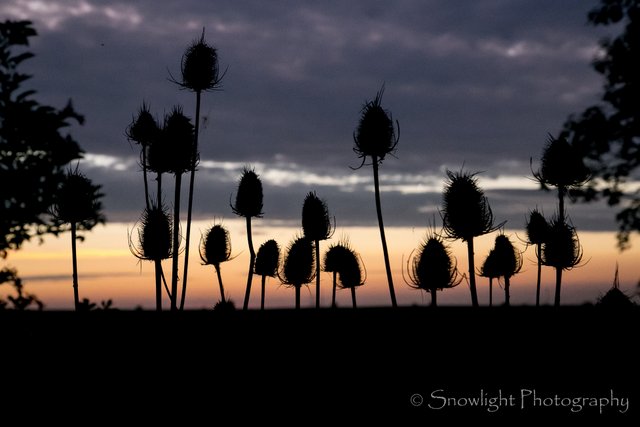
(352, 84), (399, 307)
(442, 170), (499, 307)
(280, 236), (315, 309)
(52, 167), (105, 310)
(162, 107), (195, 311)
(231, 167), (264, 310)
(254, 239), (280, 310)
(171, 29), (223, 310)
(405, 233), (461, 307)
(301, 191), (334, 308)
(490, 234), (522, 306)
(558, 0), (640, 248)
(129, 203), (173, 310)
(541, 216), (583, 306)
(525, 209), (550, 306)
(1, 20), (84, 258)
(200, 224), (233, 305)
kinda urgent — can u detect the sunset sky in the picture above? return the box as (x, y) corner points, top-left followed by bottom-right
(2, 0), (639, 308)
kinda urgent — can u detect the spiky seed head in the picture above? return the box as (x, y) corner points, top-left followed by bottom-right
(281, 236), (315, 288)
(491, 234), (522, 279)
(302, 191), (333, 241)
(132, 204), (172, 261)
(407, 235), (460, 292)
(162, 106), (196, 174)
(526, 209), (550, 245)
(231, 167), (264, 218)
(353, 84), (399, 164)
(542, 217), (583, 270)
(213, 298), (236, 311)
(442, 170), (497, 241)
(535, 135), (590, 188)
(126, 103), (160, 147)
(254, 239), (280, 277)
(323, 242), (352, 273)
(53, 167), (105, 226)
(479, 249), (500, 279)
(180, 29), (221, 92)
(200, 224), (232, 266)
(337, 248), (365, 289)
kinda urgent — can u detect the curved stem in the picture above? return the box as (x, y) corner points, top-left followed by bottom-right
(180, 91), (202, 310)
(467, 238), (479, 307)
(372, 156), (397, 307)
(215, 264), (225, 302)
(243, 216), (256, 310)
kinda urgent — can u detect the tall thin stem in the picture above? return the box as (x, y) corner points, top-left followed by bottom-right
(489, 277), (493, 307)
(331, 271), (337, 308)
(535, 243), (542, 307)
(555, 185), (566, 307)
(170, 173), (182, 311)
(295, 286), (301, 309)
(430, 289), (437, 307)
(215, 264), (225, 301)
(243, 216), (256, 310)
(155, 260), (162, 311)
(315, 240), (320, 308)
(504, 276), (510, 306)
(142, 147), (150, 211)
(467, 238), (479, 307)
(260, 275), (266, 310)
(351, 286), (357, 309)
(71, 222), (79, 311)
(180, 90), (202, 310)
(372, 156), (397, 307)
(554, 268), (562, 307)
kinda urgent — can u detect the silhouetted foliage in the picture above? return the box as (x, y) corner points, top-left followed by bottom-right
(255, 239), (280, 310)
(302, 191), (334, 308)
(534, 135), (590, 192)
(163, 107), (196, 175)
(200, 224), (233, 302)
(130, 204), (173, 263)
(525, 208), (550, 306)
(126, 103), (161, 210)
(232, 168), (264, 310)
(559, 0), (640, 248)
(352, 85), (399, 307)
(1, 20), (85, 257)
(0, 267), (43, 310)
(442, 169), (499, 307)
(280, 236), (315, 309)
(405, 234), (461, 307)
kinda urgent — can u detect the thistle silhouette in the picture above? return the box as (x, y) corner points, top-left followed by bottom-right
(172, 29), (223, 311)
(405, 233), (461, 307)
(254, 239), (280, 310)
(280, 236), (315, 309)
(52, 167), (105, 311)
(323, 240), (364, 308)
(541, 216), (583, 305)
(231, 167), (264, 310)
(163, 106), (195, 311)
(129, 203), (172, 310)
(479, 249), (500, 307)
(301, 191), (334, 308)
(200, 224), (233, 305)
(441, 170), (499, 307)
(533, 135), (589, 306)
(525, 209), (550, 306)
(352, 84), (399, 307)
(490, 234), (522, 306)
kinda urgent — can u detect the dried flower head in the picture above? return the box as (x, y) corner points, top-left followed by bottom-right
(406, 234), (461, 292)
(52, 167), (105, 227)
(177, 29), (222, 93)
(254, 239), (280, 277)
(491, 234), (522, 279)
(280, 236), (315, 287)
(231, 167), (264, 218)
(542, 217), (584, 270)
(162, 106), (196, 174)
(302, 191), (334, 241)
(126, 102), (160, 147)
(130, 204), (172, 262)
(200, 224), (232, 266)
(353, 84), (399, 166)
(525, 208), (550, 246)
(534, 135), (590, 189)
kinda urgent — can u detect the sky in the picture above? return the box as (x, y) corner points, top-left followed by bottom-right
(2, 0), (639, 308)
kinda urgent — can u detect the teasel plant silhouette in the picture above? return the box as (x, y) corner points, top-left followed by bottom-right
(170, 29), (224, 311)
(301, 191), (334, 308)
(533, 135), (589, 306)
(490, 234), (523, 306)
(200, 223), (234, 306)
(163, 106), (196, 311)
(323, 240), (365, 308)
(441, 170), (501, 307)
(254, 239), (280, 310)
(352, 84), (399, 307)
(541, 215), (584, 306)
(231, 167), (264, 310)
(129, 203), (173, 310)
(404, 232), (461, 307)
(524, 208), (550, 306)
(280, 236), (315, 309)
(126, 102), (161, 211)
(51, 166), (105, 311)
(479, 249), (500, 307)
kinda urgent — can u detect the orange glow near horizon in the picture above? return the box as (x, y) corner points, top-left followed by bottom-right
(3, 220), (639, 309)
